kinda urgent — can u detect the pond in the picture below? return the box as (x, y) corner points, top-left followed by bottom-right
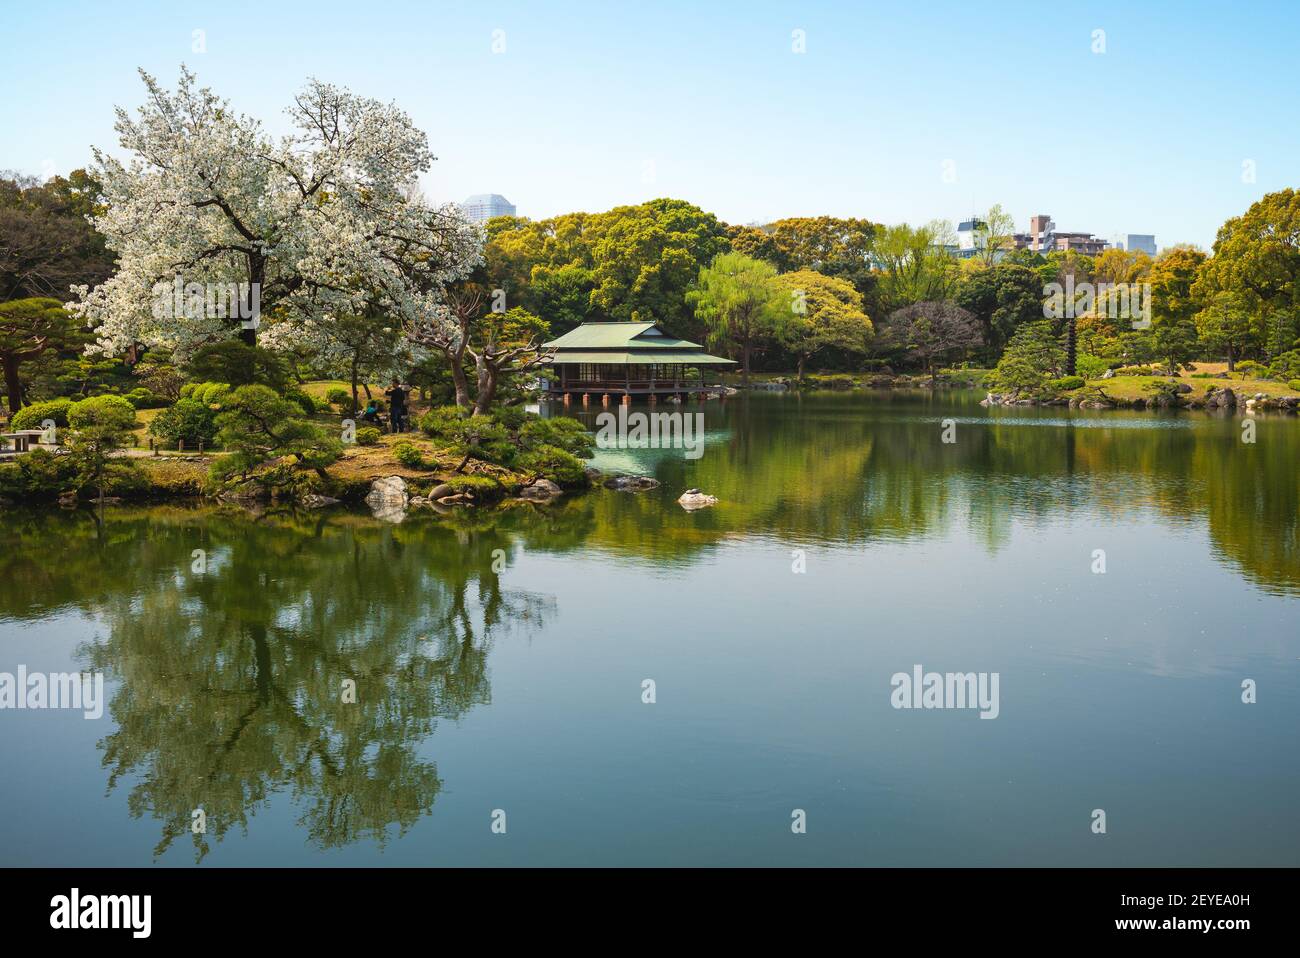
(1, 389), (1297, 865)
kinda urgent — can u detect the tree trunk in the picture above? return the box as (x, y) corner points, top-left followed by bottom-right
(472, 358), (496, 416)
(1065, 317), (1077, 377)
(349, 356), (360, 417)
(797, 354), (806, 382)
(1226, 346), (1236, 373)
(450, 347), (470, 408)
(2, 354), (23, 413)
(741, 342), (751, 386)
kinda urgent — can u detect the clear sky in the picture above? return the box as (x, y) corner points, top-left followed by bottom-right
(2, 0), (1296, 249)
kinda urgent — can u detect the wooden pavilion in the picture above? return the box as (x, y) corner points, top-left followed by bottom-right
(542, 322), (735, 401)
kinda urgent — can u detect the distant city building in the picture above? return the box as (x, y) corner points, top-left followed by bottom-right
(460, 193), (516, 225)
(955, 218), (986, 257)
(1012, 214), (1109, 257)
(1126, 234), (1157, 256)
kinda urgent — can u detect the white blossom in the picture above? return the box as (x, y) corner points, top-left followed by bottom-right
(68, 66), (482, 361)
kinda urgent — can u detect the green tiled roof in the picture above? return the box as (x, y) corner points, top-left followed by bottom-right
(544, 350), (735, 365)
(544, 321), (706, 350)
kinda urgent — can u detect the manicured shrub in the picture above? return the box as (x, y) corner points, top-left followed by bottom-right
(1235, 360), (1262, 377)
(433, 475), (504, 500)
(284, 388), (315, 416)
(148, 399), (218, 448)
(125, 387), (169, 409)
(1115, 365), (1157, 376)
(1074, 354), (1109, 380)
(355, 426), (382, 446)
(210, 385), (342, 487)
(516, 444), (587, 485)
(393, 441), (429, 468)
(10, 397), (72, 431)
(1288, 379), (1300, 393)
(68, 394), (137, 431)
(1046, 375), (1086, 392)
(198, 382), (231, 405)
(325, 387), (351, 408)
(0, 448), (78, 499)
(1266, 350), (1300, 381)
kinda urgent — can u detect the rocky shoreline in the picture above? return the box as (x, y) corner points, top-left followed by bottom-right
(981, 385), (1300, 413)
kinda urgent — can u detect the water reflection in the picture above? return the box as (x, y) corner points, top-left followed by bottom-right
(0, 390), (1297, 859)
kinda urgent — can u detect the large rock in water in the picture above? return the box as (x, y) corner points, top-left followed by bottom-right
(365, 475), (409, 522)
(1206, 387), (1237, 409)
(517, 479), (563, 502)
(677, 488), (718, 511)
(604, 474), (660, 492)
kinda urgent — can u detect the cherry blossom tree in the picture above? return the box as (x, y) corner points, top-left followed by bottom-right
(69, 67), (481, 365)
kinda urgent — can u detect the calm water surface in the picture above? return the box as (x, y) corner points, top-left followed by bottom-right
(1, 390), (1297, 866)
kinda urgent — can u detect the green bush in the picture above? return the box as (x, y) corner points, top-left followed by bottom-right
(1115, 365), (1157, 376)
(355, 425), (382, 446)
(68, 394), (137, 431)
(1235, 360), (1262, 377)
(516, 444), (588, 485)
(10, 397), (72, 431)
(393, 441), (429, 468)
(1046, 376), (1086, 392)
(433, 475), (505, 500)
(1288, 379), (1300, 392)
(125, 387), (169, 409)
(1074, 354), (1109, 380)
(210, 385), (342, 488)
(148, 399), (218, 448)
(325, 387), (351, 408)
(1266, 350), (1300, 381)
(180, 382), (231, 405)
(284, 388), (315, 416)
(199, 382), (231, 405)
(0, 448), (78, 499)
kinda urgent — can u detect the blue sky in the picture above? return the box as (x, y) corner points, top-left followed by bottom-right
(2, 0), (1296, 249)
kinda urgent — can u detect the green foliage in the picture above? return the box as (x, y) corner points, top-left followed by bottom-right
(518, 415), (596, 458)
(433, 475), (505, 500)
(0, 448), (78, 499)
(953, 263), (1043, 359)
(1288, 379), (1300, 392)
(1235, 360), (1262, 376)
(125, 387), (169, 409)
(516, 444), (587, 485)
(284, 387), (315, 416)
(0, 298), (87, 412)
(148, 399), (218, 448)
(325, 387), (351, 408)
(186, 341), (288, 390)
(419, 405), (593, 482)
(1267, 350), (1300, 380)
(68, 394), (137, 432)
(210, 385), (342, 487)
(989, 321), (1067, 391)
(393, 441), (430, 468)
(1047, 375), (1086, 392)
(179, 381), (232, 405)
(1075, 354), (1110, 380)
(355, 425), (382, 446)
(486, 198), (730, 340)
(772, 270), (873, 376)
(65, 395), (139, 500)
(687, 251), (786, 379)
(10, 396), (72, 430)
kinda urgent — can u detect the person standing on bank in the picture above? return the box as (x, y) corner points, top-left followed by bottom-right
(385, 379), (409, 433)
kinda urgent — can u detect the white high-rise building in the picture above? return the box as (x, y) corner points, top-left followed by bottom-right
(460, 194), (517, 225)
